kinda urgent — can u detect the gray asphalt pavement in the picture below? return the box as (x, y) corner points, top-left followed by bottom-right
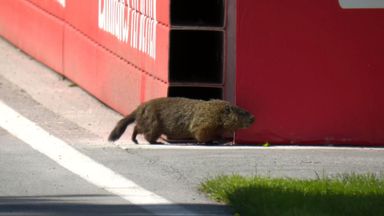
(0, 128), (229, 216)
(0, 128), (138, 216)
(1, 36), (384, 216)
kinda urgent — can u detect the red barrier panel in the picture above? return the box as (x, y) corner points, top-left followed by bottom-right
(235, 0), (384, 145)
(63, 0), (170, 114)
(64, 0), (170, 82)
(27, 0), (65, 18)
(0, 0), (64, 74)
(0, 0), (170, 115)
(64, 24), (167, 115)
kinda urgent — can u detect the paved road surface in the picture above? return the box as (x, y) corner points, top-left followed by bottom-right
(0, 128), (230, 216)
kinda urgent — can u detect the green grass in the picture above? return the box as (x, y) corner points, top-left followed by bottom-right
(200, 174), (384, 216)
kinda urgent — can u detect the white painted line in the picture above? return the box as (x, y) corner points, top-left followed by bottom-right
(0, 101), (196, 215)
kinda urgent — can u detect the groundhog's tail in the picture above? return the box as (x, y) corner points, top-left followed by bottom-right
(108, 111), (136, 142)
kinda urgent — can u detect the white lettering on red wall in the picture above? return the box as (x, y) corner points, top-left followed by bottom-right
(57, 0), (65, 7)
(98, 0), (157, 59)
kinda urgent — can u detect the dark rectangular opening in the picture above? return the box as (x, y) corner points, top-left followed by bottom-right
(171, 0), (225, 27)
(168, 86), (223, 100)
(169, 30), (224, 84)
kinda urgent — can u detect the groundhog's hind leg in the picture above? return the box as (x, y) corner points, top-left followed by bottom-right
(143, 130), (162, 144)
(131, 126), (139, 144)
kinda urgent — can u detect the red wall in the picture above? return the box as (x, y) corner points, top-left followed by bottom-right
(236, 0), (384, 145)
(0, 0), (64, 74)
(2, 0), (384, 145)
(0, 0), (170, 116)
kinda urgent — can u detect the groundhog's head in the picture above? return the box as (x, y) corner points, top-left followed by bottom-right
(222, 103), (255, 130)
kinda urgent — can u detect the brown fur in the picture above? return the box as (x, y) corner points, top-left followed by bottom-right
(108, 97), (255, 144)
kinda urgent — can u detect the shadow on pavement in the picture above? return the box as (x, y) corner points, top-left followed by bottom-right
(0, 195), (231, 216)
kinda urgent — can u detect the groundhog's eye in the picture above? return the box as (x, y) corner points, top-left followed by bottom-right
(224, 106), (232, 114)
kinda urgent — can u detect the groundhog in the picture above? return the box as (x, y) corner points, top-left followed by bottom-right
(108, 97), (255, 144)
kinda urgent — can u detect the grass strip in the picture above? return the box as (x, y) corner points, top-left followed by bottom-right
(200, 173), (384, 216)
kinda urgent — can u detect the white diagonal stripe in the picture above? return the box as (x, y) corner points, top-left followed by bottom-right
(0, 100), (198, 215)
